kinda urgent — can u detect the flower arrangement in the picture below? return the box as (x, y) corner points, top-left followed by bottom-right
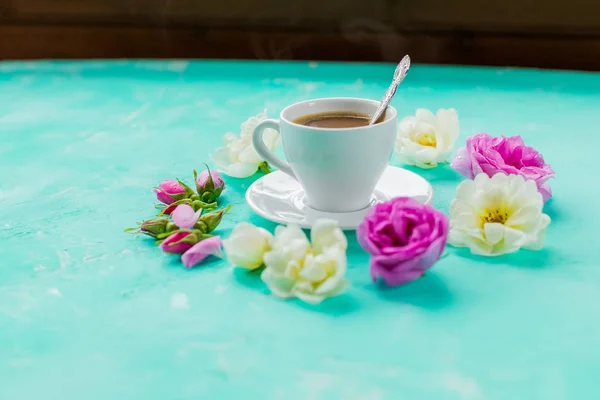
(127, 107), (555, 306)
(127, 166), (230, 269)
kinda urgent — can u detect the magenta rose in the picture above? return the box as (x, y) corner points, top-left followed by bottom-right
(357, 197), (448, 286)
(154, 180), (187, 205)
(451, 133), (554, 202)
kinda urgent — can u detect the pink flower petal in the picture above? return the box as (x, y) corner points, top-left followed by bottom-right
(181, 236), (223, 268)
(154, 189), (175, 205)
(172, 204), (201, 229)
(450, 146), (474, 179)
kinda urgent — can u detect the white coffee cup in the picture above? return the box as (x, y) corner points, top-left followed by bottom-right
(252, 97), (397, 213)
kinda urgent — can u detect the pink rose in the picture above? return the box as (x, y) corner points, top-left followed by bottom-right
(357, 197), (448, 286)
(154, 180), (187, 205)
(451, 133), (554, 202)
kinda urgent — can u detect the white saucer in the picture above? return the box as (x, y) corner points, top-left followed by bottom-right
(245, 166), (433, 230)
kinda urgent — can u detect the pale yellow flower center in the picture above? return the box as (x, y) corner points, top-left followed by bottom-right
(416, 131), (437, 147)
(481, 208), (510, 226)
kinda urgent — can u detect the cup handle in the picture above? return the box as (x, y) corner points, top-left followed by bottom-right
(252, 119), (295, 178)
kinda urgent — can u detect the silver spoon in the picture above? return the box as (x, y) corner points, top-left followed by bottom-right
(369, 55), (411, 125)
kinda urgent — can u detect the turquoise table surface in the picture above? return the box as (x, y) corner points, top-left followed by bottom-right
(1, 60), (600, 400)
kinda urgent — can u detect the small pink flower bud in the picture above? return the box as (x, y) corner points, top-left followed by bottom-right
(194, 206), (231, 233)
(140, 218), (177, 238)
(195, 168), (225, 203)
(154, 180), (187, 205)
(160, 230), (206, 254)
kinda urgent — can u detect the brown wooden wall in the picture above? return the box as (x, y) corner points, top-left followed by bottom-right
(1, 0), (600, 70)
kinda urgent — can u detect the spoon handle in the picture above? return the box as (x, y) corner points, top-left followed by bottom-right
(369, 55), (411, 125)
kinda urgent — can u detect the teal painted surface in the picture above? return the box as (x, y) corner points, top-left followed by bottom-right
(1, 60), (599, 399)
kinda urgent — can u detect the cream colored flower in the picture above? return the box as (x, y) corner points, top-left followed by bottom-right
(261, 219), (349, 304)
(448, 173), (551, 256)
(211, 110), (280, 178)
(223, 222), (273, 270)
(396, 108), (459, 168)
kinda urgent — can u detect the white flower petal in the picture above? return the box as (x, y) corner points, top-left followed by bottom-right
(506, 205), (543, 230)
(398, 116), (417, 136)
(241, 110), (268, 137)
(261, 268), (295, 298)
(502, 227), (527, 249)
(415, 108), (436, 123)
(448, 230), (468, 247)
(272, 225), (309, 250)
(238, 142), (263, 164)
(223, 222), (272, 269)
(284, 259), (303, 279)
(263, 250), (288, 273)
(211, 146), (232, 169)
(226, 163), (259, 178)
(316, 278), (349, 297)
(310, 218), (347, 253)
(467, 237), (495, 256)
(295, 291), (326, 305)
(300, 255), (328, 282)
(223, 132), (240, 146)
(483, 223), (505, 245)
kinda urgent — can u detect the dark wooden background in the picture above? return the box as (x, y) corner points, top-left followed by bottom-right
(1, 0), (600, 70)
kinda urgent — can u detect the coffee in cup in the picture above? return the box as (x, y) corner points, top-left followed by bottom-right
(252, 98), (397, 213)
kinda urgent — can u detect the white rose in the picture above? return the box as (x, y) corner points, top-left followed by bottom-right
(448, 173), (551, 256)
(223, 222), (273, 270)
(396, 108), (459, 168)
(211, 110), (280, 178)
(294, 246), (348, 304)
(261, 219), (349, 304)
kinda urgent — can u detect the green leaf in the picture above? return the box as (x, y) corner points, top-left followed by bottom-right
(176, 178), (196, 196)
(258, 161), (272, 174)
